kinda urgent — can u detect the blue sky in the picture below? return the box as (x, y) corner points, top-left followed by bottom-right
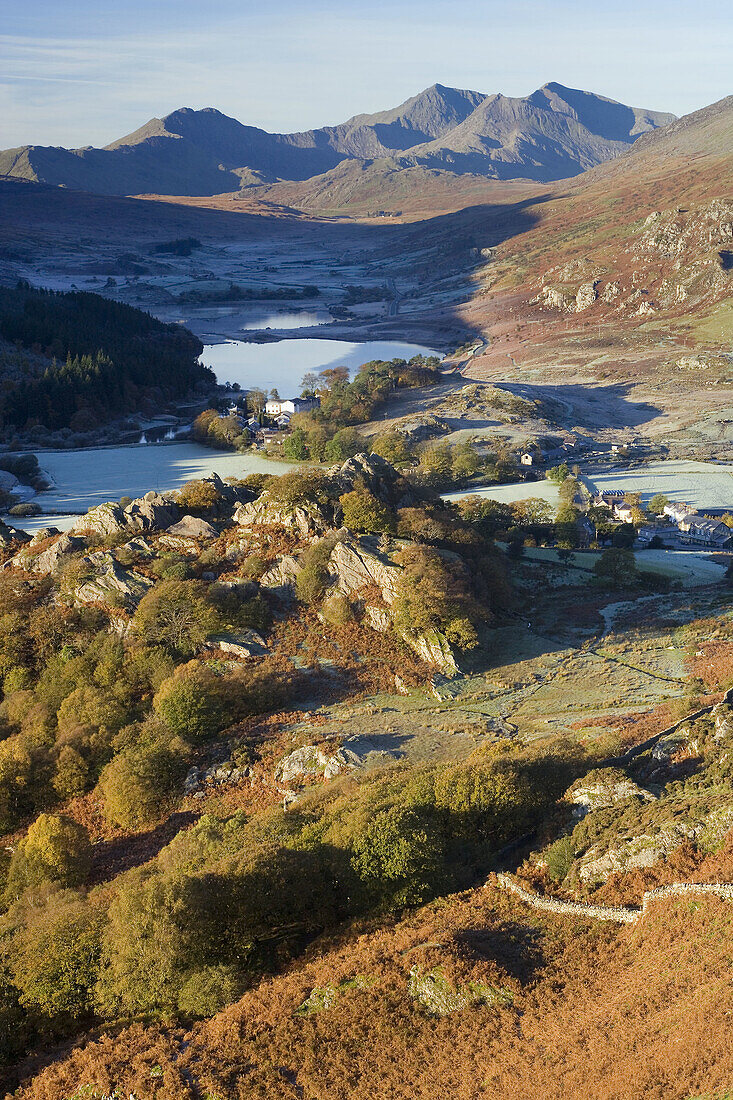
(2, 0), (732, 148)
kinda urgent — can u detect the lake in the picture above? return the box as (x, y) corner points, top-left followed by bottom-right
(238, 309), (332, 330)
(201, 338), (438, 393)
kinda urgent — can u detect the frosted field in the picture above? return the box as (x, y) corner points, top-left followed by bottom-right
(586, 461), (733, 510)
(521, 546), (726, 587)
(12, 443), (297, 533)
(442, 479), (561, 507)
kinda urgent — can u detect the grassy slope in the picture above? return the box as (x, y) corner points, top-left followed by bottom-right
(15, 881), (733, 1100)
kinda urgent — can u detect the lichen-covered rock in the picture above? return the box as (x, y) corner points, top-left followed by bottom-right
(578, 823), (697, 884)
(259, 554), (302, 598)
(203, 630), (268, 658)
(295, 976), (374, 1017)
(29, 526), (61, 543)
(566, 768), (656, 817)
(408, 966), (512, 1017)
(652, 727), (693, 763)
(11, 530), (86, 573)
(73, 502), (128, 537)
(364, 605), (391, 632)
(0, 518), (29, 547)
(275, 745), (332, 784)
(575, 281), (598, 311)
(396, 414), (451, 443)
(74, 556), (154, 607)
(124, 491), (180, 531)
(335, 452), (402, 503)
(166, 515), (218, 540)
(328, 540), (401, 605)
(406, 630), (459, 676)
(275, 736), (402, 785)
(712, 703), (733, 741)
(233, 493), (329, 538)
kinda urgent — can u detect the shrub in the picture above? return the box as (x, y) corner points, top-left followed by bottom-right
(350, 805), (444, 910)
(545, 835), (575, 882)
(296, 538), (336, 605)
(5, 814), (91, 898)
(133, 579), (219, 655)
(153, 663), (226, 742)
(5, 889), (102, 1019)
(177, 479), (223, 512)
(370, 430), (412, 467)
(99, 727), (189, 829)
(8, 502), (42, 517)
(339, 488), (394, 534)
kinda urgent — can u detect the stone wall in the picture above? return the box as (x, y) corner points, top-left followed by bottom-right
(495, 873), (733, 924)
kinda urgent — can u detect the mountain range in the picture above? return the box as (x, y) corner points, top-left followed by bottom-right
(0, 82), (675, 198)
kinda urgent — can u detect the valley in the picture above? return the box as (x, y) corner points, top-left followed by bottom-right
(5, 64), (733, 1100)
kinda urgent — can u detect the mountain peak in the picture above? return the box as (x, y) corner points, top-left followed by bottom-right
(0, 83), (676, 197)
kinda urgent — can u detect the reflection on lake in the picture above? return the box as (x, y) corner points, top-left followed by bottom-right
(202, 338), (438, 393)
(239, 310), (332, 330)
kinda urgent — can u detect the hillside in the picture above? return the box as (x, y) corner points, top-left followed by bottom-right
(0, 283), (210, 436)
(0, 83), (673, 198)
(1, 449), (733, 1098)
(434, 90), (733, 414)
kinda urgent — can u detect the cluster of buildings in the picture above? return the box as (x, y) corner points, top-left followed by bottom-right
(520, 435), (593, 467)
(591, 490), (732, 548)
(223, 394), (320, 447)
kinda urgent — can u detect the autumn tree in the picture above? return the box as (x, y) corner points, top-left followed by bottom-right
(6, 814), (91, 897)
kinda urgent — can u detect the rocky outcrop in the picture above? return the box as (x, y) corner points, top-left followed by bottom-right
(577, 825), (695, 884)
(406, 629), (459, 676)
(11, 530), (87, 573)
(124, 491), (180, 531)
(0, 518), (29, 547)
(713, 702), (733, 740)
(70, 491), (182, 540)
(651, 726), (694, 763)
(328, 540), (401, 605)
(166, 515), (218, 540)
(575, 281), (598, 311)
(566, 768), (656, 818)
(184, 759), (252, 797)
(74, 552), (154, 607)
(259, 555), (302, 598)
(334, 452), (402, 503)
(233, 494), (329, 539)
(72, 502), (128, 538)
(396, 414), (451, 443)
(203, 630), (268, 659)
(275, 736), (402, 785)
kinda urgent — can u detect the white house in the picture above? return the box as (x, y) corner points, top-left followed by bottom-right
(264, 396), (320, 417)
(664, 502), (697, 525)
(520, 452), (535, 466)
(614, 503), (635, 524)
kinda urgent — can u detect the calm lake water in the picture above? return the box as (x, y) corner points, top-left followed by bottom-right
(201, 338), (438, 393)
(238, 309), (332, 330)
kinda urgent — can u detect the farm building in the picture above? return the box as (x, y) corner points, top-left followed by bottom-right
(264, 396), (320, 416)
